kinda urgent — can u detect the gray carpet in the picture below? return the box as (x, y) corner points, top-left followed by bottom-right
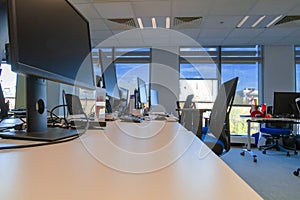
(221, 147), (300, 200)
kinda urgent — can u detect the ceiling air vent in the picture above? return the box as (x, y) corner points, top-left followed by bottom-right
(107, 18), (137, 29)
(275, 15), (300, 26)
(173, 16), (202, 29)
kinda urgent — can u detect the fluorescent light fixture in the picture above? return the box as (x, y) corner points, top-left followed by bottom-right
(166, 17), (170, 29)
(265, 15), (282, 28)
(137, 17), (144, 29)
(152, 17), (157, 29)
(236, 16), (249, 28)
(251, 15), (266, 28)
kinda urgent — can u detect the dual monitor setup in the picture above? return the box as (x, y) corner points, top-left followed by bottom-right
(100, 61), (158, 116)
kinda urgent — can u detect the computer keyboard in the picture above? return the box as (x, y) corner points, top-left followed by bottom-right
(119, 115), (142, 123)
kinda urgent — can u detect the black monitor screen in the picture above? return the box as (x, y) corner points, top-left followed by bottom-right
(8, 0), (94, 89)
(273, 92), (300, 116)
(102, 63), (120, 99)
(138, 77), (147, 104)
(0, 0), (95, 141)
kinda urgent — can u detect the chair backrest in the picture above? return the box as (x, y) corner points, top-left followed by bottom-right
(176, 94), (195, 123)
(208, 77), (238, 152)
(183, 94), (195, 108)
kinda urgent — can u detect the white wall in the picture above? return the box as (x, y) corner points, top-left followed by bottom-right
(263, 45), (295, 105)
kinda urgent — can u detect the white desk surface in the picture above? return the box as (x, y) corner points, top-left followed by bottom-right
(0, 121), (262, 200)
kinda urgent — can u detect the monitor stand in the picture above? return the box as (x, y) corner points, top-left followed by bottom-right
(0, 75), (84, 142)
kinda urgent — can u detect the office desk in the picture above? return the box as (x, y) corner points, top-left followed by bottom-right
(241, 117), (300, 162)
(0, 121), (262, 200)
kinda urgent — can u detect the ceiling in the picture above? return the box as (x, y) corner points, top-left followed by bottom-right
(69, 0), (300, 48)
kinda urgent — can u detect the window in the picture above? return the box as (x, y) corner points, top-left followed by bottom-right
(221, 46), (261, 135)
(179, 45), (261, 135)
(0, 63), (17, 109)
(92, 47), (151, 97)
(179, 47), (219, 106)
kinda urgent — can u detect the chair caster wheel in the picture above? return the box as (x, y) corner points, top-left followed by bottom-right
(287, 152), (290, 157)
(293, 168), (300, 176)
(295, 151), (298, 155)
(240, 151), (245, 156)
(253, 156), (257, 163)
(293, 169), (300, 176)
(258, 147), (262, 150)
(262, 150), (266, 154)
(293, 171), (299, 176)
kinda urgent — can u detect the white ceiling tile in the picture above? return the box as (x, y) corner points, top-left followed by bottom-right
(259, 27), (299, 37)
(227, 28), (264, 38)
(90, 30), (113, 40)
(94, 2), (135, 18)
(250, 36), (285, 45)
(174, 29), (201, 40)
(196, 38), (225, 46)
(172, 1), (212, 17)
(201, 16), (242, 29)
(132, 1), (171, 17)
(199, 28), (232, 38)
(288, 3), (300, 15)
(209, 0), (257, 15)
(75, 4), (100, 19)
(222, 38), (253, 45)
(248, 0), (300, 15)
(89, 19), (109, 30)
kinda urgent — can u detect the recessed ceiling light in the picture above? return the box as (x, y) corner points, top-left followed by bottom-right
(137, 18), (144, 29)
(152, 17), (157, 29)
(265, 15), (282, 28)
(251, 16), (266, 28)
(166, 17), (170, 29)
(236, 16), (249, 28)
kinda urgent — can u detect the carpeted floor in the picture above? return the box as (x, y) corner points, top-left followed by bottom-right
(221, 147), (300, 200)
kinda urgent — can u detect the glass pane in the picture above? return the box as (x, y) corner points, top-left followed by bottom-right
(179, 79), (218, 102)
(180, 63), (218, 79)
(222, 63), (259, 105)
(115, 63), (150, 95)
(0, 63), (17, 109)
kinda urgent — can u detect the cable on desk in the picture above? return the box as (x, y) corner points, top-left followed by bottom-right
(0, 113), (89, 151)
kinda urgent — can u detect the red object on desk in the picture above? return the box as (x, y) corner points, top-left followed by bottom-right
(250, 110), (265, 118)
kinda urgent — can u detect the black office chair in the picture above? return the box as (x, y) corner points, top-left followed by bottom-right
(200, 77), (238, 156)
(176, 94), (196, 124)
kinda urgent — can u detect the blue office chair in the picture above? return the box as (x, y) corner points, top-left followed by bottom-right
(259, 121), (297, 156)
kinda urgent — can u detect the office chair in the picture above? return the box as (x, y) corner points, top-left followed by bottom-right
(176, 94), (196, 124)
(199, 77), (238, 156)
(259, 104), (297, 156)
(259, 123), (296, 156)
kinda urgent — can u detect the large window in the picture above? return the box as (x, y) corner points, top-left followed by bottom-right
(221, 46), (261, 135)
(179, 45), (261, 135)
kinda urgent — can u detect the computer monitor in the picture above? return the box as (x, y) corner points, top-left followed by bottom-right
(137, 77), (148, 106)
(0, 0), (95, 141)
(102, 62), (120, 100)
(0, 0), (8, 63)
(273, 92), (300, 116)
(150, 89), (158, 106)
